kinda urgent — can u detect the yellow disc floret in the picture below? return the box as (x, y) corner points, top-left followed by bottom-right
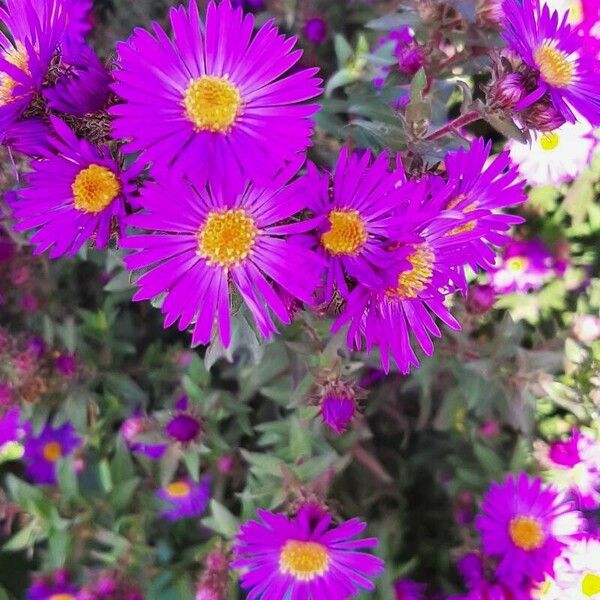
(534, 44), (574, 88)
(165, 481), (191, 498)
(0, 43), (30, 107)
(198, 209), (258, 268)
(539, 132), (560, 151)
(505, 256), (528, 273)
(49, 595), (77, 600)
(42, 441), (63, 463)
(509, 516), (545, 551)
(72, 164), (121, 214)
(183, 75), (242, 133)
(279, 540), (330, 582)
(388, 244), (435, 300)
(321, 209), (368, 256)
(581, 573), (600, 597)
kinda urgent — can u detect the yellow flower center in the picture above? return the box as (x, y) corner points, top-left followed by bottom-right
(42, 441), (63, 463)
(320, 209), (368, 256)
(509, 516), (545, 551)
(582, 573), (600, 597)
(165, 481), (191, 498)
(0, 43), (30, 107)
(279, 540), (330, 581)
(49, 595), (77, 600)
(505, 256), (528, 272)
(197, 209), (258, 268)
(183, 75), (242, 133)
(446, 194), (467, 210)
(534, 44), (574, 88)
(388, 244), (435, 300)
(539, 131), (560, 151)
(72, 164), (121, 214)
(567, 1), (584, 25)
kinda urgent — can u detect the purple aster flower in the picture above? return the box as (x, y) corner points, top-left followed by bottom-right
(475, 473), (583, 586)
(318, 380), (359, 435)
(8, 117), (142, 258)
(156, 476), (211, 521)
(122, 163), (324, 348)
(501, 0), (600, 126)
(438, 138), (527, 272)
(55, 353), (77, 378)
(44, 45), (111, 116)
(332, 179), (478, 374)
(302, 148), (412, 300)
(466, 284), (496, 314)
(303, 17), (328, 44)
(23, 421), (81, 485)
(490, 238), (556, 293)
(394, 579), (426, 600)
(165, 396), (204, 444)
(28, 570), (80, 600)
(449, 553), (532, 600)
(232, 506), (384, 599)
(536, 429), (600, 510)
(111, 0), (322, 182)
(121, 414), (167, 460)
(0, 408), (27, 447)
(0, 0), (67, 141)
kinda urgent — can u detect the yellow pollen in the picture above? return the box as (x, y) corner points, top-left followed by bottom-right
(49, 595), (77, 600)
(321, 209), (368, 256)
(388, 244), (435, 300)
(165, 481), (191, 498)
(42, 441), (63, 463)
(581, 573), (600, 597)
(534, 44), (574, 88)
(183, 75), (242, 133)
(450, 220), (477, 236)
(539, 131), (560, 151)
(0, 76), (17, 106)
(505, 256), (528, 272)
(279, 540), (330, 581)
(72, 164), (121, 214)
(198, 209), (258, 268)
(446, 194), (467, 210)
(509, 516), (545, 551)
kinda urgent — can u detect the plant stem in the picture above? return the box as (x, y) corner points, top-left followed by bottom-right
(423, 110), (481, 141)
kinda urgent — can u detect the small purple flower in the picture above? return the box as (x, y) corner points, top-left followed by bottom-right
(394, 579), (426, 600)
(488, 72), (529, 109)
(490, 239), (556, 293)
(27, 569), (79, 600)
(475, 473), (583, 585)
(303, 17), (328, 44)
(232, 506), (384, 599)
(23, 421), (82, 485)
(156, 476), (211, 521)
(121, 415), (166, 460)
(0, 408), (26, 447)
(27, 336), (47, 358)
(55, 353), (77, 378)
(319, 381), (358, 435)
(165, 411), (203, 444)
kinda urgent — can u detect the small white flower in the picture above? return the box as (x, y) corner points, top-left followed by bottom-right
(508, 120), (596, 187)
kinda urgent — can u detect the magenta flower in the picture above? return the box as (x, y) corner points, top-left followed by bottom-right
(8, 118), (142, 258)
(540, 429), (600, 510)
(394, 579), (426, 600)
(0, 408), (27, 447)
(28, 570), (80, 600)
(24, 421), (81, 485)
(164, 396), (203, 444)
(121, 414), (166, 461)
(490, 239), (556, 294)
(55, 353), (77, 378)
(232, 506), (384, 599)
(302, 148), (410, 299)
(111, 0), (321, 182)
(0, 0), (67, 142)
(303, 17), (328, 44)
(122, 164), (324, 348)
(439, 138), (527, 272)
(475, 473), (583, 585)
(501, 0), (600, 126)
(319, 381), (358, 435)
(332, 179), (477, 374)
(155, 476), (211, 521)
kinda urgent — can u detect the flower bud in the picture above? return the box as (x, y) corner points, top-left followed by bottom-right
(488, 73), (528, 109)
(397, 46), (426, 75)
(303, 17), (328, 44)
(319, 380), (358, 435)
(521, 98), (566, 132)
(466, 285), (496, 314)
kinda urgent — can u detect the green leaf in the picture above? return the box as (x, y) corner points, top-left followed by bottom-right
(201, 500), (239, 538)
